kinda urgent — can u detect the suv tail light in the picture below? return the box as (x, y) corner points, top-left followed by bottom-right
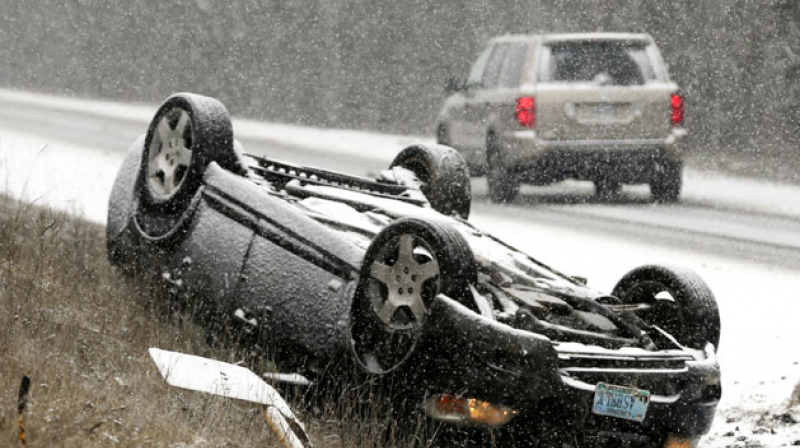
(515, 97), (536, 128)
(671, 93), (684, 126)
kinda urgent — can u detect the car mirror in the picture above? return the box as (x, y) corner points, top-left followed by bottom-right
(444, 76), (463, 94)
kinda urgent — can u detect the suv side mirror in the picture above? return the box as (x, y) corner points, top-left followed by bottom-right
(444, 76), (463, 94)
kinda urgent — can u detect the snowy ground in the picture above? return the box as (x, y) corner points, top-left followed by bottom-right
(0, 90), (798, 446)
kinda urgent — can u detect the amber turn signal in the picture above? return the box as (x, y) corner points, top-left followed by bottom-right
(424, 393), (518, 427)
(663, 434), (699, 448)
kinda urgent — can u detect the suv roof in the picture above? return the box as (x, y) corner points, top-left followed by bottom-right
(489, 32), (652, 45)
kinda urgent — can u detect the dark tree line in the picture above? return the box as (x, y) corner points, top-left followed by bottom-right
(1, 0), (799, 158)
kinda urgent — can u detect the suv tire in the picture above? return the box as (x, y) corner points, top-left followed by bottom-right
(486, 133), (520, 203)
(650, 158), (682, 203)
(595, 177), (622, 199)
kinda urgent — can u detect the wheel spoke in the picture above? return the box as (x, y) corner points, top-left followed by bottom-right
(416, 259), (440, 283)
(162, 166), (176, 189)
(177, 146), (192, 167)
(370, 262), (394, 285)
(175, 111), (190, 136)
(157, 153), (173, 174)
(147, 154), (161, 178)
(408, 297), (427, 323)
(376, 299), (397, 324)
(149, 154), (167, 180)
(396, 234), (415, 267)
(157, 119), (171, 141)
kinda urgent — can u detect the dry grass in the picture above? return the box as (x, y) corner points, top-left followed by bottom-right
(0, 196), (428, 447)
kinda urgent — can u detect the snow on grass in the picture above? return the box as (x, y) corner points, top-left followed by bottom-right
(0, 131), (124, 224)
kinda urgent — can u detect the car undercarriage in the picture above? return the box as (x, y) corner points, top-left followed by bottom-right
(107, 93), (721, 447)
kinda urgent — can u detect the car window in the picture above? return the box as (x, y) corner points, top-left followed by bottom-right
(498, 43), (529, 88)
(539, 42), (657, 85)
(465, 45), (494, 89)
(482, 43), (508, 88)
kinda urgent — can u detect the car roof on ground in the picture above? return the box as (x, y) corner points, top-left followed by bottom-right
(489, 33), (652, 45)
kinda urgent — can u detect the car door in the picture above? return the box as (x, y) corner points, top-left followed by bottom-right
(170, 196), (255, 311)
(471, 42), (532, 163)
(209, 167), (362, 361)
(235, 218), (355, 360)
(448, 44), (495, 160)
(466, 42), (509, 153)
(165, 164), (359, 363)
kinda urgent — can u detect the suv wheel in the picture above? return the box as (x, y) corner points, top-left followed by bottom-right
(650, 159), (682, 203)
(486, 133), (520, 203)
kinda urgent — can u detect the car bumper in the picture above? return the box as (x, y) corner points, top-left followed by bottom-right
(498, 128), (686, 168)
(409, 297), (719, 444)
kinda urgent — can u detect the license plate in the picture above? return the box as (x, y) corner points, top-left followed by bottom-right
(592, 382), (650, 422)
(594, 102), (615, 114)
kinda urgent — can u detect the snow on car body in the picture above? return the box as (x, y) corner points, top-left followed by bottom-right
(107, 93), (720, 447)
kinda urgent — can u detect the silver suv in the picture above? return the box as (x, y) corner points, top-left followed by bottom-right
(436, 33), (686, 202)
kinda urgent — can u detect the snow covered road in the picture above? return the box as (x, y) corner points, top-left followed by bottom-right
(1, 90), (798, 445)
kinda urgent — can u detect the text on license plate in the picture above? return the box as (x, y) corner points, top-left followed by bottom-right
(592, 382), (650, 422)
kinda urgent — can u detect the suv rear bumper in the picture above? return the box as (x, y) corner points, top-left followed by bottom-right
(497, 128), (686, 182)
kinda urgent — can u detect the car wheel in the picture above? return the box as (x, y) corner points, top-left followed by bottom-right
(390, 144), (472, 219)
(611, 265), (720, 350)
(650, 159), (682, 203)
(351, 218), (477, 374)
(139, 92), (241, 214)
(594, 177), (622, 199)
(486, 133), (519, 203)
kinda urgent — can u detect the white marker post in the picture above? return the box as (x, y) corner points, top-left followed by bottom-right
(149, 348), (312, 448)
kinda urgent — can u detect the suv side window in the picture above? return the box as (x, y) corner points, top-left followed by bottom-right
(498, 43), (529, 88)
(482, 43), (509, 88)
(465, 45), (494, 89)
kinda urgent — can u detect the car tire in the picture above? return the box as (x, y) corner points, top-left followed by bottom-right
(351, 218), (477, 374)
(390, 144), (472, 219)
(650, 159), (682, 203)
(138, 92), (241, 214)
(595, 177), (622, 199)
(611, 264), (720, 350)
(486, 133), (520, 203)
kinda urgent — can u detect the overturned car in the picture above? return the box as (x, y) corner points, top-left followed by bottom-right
(107, 93), (721, 447)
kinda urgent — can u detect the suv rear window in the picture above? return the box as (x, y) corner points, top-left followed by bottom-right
(539, 42), (657, 85)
